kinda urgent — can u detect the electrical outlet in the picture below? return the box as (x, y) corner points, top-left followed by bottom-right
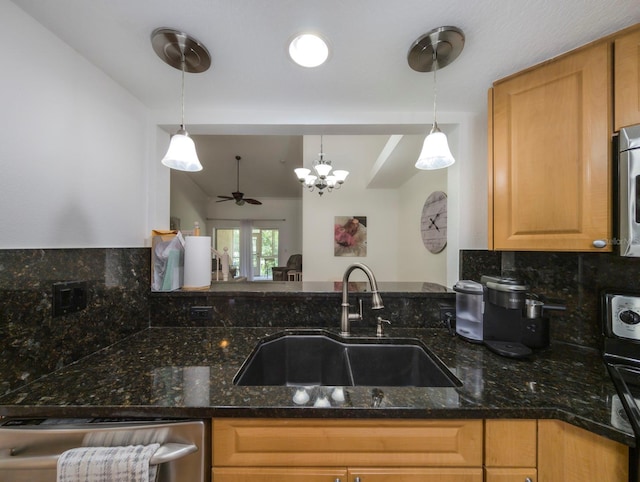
(190, 306), (213, 321)
(52, 281), (87, 317)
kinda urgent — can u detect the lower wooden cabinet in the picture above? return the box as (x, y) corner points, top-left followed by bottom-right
(349, 468), (482, 482)
(485, 468), (536, 482)
(213, 467), (482, 482)
(538, 420), (628, 482)
(213, 467), (347, 482)
(485, 420), (537, 482)
(211, 418), (628, 482)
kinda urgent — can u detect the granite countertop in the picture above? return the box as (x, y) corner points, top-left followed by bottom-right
(0, 326), (632, 447)
(153, 281), (452, 297)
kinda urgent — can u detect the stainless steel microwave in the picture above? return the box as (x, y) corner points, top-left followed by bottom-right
(618, 125), (640, 257)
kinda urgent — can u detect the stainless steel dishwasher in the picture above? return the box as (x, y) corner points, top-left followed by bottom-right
(0, 417), (209, 482)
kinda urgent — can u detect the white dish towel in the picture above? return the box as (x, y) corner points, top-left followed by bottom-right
(57, 443), (160, 482)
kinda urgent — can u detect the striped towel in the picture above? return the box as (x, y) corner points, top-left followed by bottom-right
(57, 444), (160, 482)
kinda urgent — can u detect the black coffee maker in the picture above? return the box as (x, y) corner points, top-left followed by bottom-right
(480, 275), (561, 358)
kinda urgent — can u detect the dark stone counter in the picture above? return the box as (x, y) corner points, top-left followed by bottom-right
(0, 326), (632, 447)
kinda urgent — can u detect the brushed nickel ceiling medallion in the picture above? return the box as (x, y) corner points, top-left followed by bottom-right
(151, 27), (211, 73)
(407, 26), (465, 73)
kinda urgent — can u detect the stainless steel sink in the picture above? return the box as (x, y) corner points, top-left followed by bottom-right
(233, 330), (461, 387)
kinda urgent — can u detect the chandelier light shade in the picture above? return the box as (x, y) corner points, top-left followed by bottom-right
(151, 28), (211, 172)
(294, 136), (349, 196)
(408, 26), (464, 170)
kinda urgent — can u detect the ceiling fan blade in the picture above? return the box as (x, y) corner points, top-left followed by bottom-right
(245, 198), (262, 205)
(216, 196), (234, 203)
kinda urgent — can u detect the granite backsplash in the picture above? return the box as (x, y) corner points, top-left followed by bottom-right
(2, 247), (639, 398)
(459, 250), (640, 349)
(0, 248), (150, 395)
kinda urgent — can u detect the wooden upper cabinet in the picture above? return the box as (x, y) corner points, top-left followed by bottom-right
(490, 41), (612, 251)
(615, 26), (640, 131)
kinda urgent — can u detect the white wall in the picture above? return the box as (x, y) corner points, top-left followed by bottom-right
(170, 171), (209, 234)
(0, 1), (161, 248)
(397, 164), (448, 285)
(1, 1), (488, 271)
(302, 135), (401, 282)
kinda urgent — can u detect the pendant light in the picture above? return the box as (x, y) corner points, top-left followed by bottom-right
(408, 26), (464, 170)
(151, 28), (212, 172)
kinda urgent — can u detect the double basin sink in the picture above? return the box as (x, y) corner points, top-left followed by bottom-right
(233, 330), (461, 388)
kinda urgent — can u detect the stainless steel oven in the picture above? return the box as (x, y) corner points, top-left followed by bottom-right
(603, 291), (640, 481)
(0, 418), (209, 482)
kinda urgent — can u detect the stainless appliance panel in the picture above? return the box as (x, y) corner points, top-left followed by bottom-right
(0, 418), (208, 482)
(619, 125), (640, 257)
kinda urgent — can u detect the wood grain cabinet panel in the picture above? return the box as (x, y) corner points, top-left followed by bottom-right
(538, 420), (628, 482)
(485, 468), (536, 482)
(349, 467), (483, 482)
(490, 41), (611, 251)
(213, 467), (347, 482)
(212, 418), (483, 467)
(485, 419), (536, 468)
(615, 26), (640, 131)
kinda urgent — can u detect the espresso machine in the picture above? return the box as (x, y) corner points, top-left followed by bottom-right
(480, 275), (563, 358)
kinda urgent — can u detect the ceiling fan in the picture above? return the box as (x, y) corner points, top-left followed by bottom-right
(216, 155), (263, 206)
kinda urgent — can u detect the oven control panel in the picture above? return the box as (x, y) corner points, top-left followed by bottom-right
(607, 294), (640, 340)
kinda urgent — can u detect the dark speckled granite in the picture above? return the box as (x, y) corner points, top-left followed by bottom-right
(0, 249), (149, 395)
(149, 284), (454, 330)
(0, 326), (631, 446)
(460, 250), (640, 349)
(1, 247), (638, 449)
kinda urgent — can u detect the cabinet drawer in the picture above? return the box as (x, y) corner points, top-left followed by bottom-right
(213, 467), (347, 482)
(212, 418), (483, 467)
(485, 467), (537, 482)
(350, 467), (483, 482)
(485, 419), (536, 467)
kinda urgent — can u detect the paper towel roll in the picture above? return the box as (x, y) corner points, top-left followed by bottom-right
(183, 236), (212, 289)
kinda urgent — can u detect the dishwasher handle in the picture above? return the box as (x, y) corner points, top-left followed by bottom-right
(0, 442), (198, 470)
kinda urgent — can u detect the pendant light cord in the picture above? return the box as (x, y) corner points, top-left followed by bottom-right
(432, 48), (438, 129)
(180, 55), (186, 129)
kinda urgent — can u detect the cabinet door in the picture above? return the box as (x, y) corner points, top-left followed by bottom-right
(491, 41), (611, 251)
(213, 467), (347, 482)
(213, 418), (482, 467)
(348, 467), (483, 482)
(538, 420), (628, 482)
(485, 419), (536, 468)
(615, 27), (640, 131)
(485, 468), (536, 482)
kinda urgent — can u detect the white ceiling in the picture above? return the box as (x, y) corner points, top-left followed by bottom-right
(11, 0), (640, 199)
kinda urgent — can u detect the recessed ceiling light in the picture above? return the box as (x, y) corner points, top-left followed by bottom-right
(288, 33), (329, 68)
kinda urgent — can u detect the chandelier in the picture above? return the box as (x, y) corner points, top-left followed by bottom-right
(294, 136), (349, 196)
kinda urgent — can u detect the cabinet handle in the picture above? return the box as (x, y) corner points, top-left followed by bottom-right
(525, 478), (533, 482)
(354, 478), (361, 482)
(592, 239), (607, 248)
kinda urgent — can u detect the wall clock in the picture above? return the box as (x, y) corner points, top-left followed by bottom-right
(421, 191), (448, 253)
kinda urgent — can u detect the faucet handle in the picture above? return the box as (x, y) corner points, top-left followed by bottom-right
(376, 317), (391, 337)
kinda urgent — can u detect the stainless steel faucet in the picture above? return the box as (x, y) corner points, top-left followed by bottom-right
(340, 263), (384, 336)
